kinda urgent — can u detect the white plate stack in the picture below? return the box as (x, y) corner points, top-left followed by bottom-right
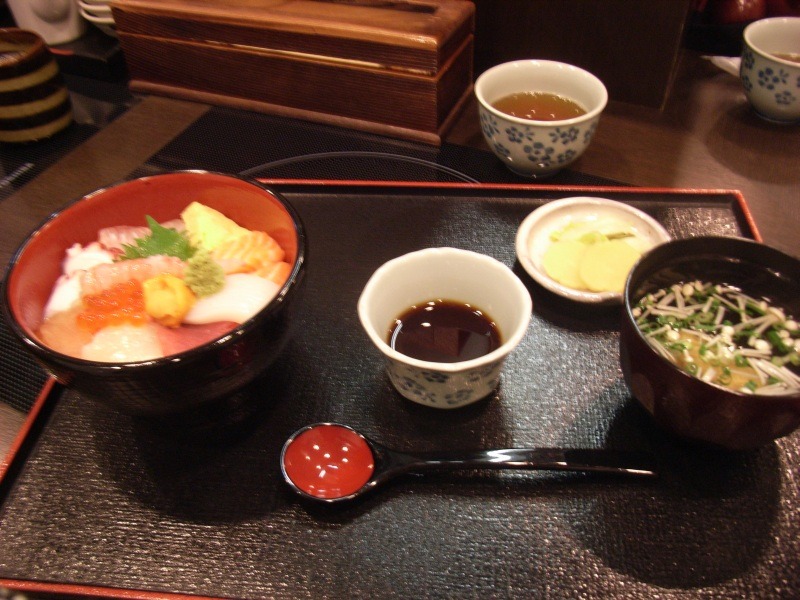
(77, 0), (116, 37)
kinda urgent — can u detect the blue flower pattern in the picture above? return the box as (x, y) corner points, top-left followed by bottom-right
(387, 360), (502, 408)
(481, 106), (598, 173)
(740, 48), (799, 111)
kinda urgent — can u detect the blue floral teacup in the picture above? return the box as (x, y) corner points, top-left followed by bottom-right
(474, 60), (607, 178)
(358, 248), (532, 409)
(740, 17), (800, 124)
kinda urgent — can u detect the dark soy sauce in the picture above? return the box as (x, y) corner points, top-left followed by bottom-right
(389, 299), (501, 363)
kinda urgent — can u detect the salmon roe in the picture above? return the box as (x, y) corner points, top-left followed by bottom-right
(77, 280), (149, 333)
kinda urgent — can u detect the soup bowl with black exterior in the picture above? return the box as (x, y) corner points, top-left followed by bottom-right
(2, 171), (307, 416)
(620, 236), (800, 450)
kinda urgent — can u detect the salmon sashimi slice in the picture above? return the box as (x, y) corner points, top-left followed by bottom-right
(211, 230), (285, 275)
(254, 260), (292, 286)
(80, 255), (186, 296)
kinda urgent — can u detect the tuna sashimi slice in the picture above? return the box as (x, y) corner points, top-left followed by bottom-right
(156, 321), (238, 356)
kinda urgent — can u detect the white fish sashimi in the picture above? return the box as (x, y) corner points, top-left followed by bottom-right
(64, 242), (115, 276)
(98, 219), (185, 251)
(81, 323), (164, 362)
(44, 275), (82, 318)
(44, 243), (116, 317)
(184, 273), (280, 325)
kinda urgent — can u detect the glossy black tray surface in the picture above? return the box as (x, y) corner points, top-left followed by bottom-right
(1, 184), (797, 599)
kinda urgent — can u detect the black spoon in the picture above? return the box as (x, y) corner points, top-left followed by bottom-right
(280, 423), (658, 503)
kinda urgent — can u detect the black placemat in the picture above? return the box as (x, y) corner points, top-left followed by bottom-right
(138, 105), (620, 186)
(1, 186), (796, 600)
(0, 296), (47, 414)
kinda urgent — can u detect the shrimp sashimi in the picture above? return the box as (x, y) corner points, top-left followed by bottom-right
(80, 255), (186, 296)
(98, 219), (184, 251)
(212, 230), (285, 274)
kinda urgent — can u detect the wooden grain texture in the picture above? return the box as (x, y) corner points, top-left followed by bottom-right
(120, 33), (472, 131)
(112, 0), (475, 72)
(471, 0), (693, 109)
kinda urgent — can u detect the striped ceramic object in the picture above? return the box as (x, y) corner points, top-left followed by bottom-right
(0, 28), (73, 143)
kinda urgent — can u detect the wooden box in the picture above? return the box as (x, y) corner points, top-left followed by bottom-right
(112, 0), (475, 144)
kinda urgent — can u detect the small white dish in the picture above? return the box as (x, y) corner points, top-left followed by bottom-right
(515, 196), (670, 304)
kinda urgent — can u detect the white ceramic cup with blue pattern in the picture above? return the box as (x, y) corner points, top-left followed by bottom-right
(740, 17), (800, 124)
(358, 248), (532, 409)
(474, 60), (607, 178)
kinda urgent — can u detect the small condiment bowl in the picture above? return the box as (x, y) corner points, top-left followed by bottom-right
(474, 59), (608, 178)
(357, 248), (532, 409)
(621, 236), (800, 450)
(515, 197), (670, 304)
(740, 17), (800, 124)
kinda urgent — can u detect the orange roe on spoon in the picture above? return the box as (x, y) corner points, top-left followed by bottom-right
(77, 280), (149, 333)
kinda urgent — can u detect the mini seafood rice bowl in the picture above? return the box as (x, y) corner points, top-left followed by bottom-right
(2, 171), (307, 416)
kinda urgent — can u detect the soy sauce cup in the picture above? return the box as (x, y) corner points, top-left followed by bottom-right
(357, 247), (532, 409)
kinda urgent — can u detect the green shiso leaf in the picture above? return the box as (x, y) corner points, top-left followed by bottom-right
(119, 216), (196, 261)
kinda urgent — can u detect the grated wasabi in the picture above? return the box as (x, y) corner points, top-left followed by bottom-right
(185, 250), (224, 297)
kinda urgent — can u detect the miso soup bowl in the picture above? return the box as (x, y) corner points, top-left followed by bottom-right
(2, 171), (307, 416)
(621, 236), (800, 450)
(358, 247), (532, 409)
(740, 17), (800, 124)
(475, 59), (608, 178)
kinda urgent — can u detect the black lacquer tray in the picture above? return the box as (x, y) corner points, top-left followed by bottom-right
(1, 183), (798, 600)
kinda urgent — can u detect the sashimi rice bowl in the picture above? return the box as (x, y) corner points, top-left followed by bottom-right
(3, 171), (306, 415)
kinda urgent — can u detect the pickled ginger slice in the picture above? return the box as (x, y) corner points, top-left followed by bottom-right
(81, 323), (164, 362)
(578, 240), (641, 293)
(542, 239), (587, 290)
(184, 273), (280, 325)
